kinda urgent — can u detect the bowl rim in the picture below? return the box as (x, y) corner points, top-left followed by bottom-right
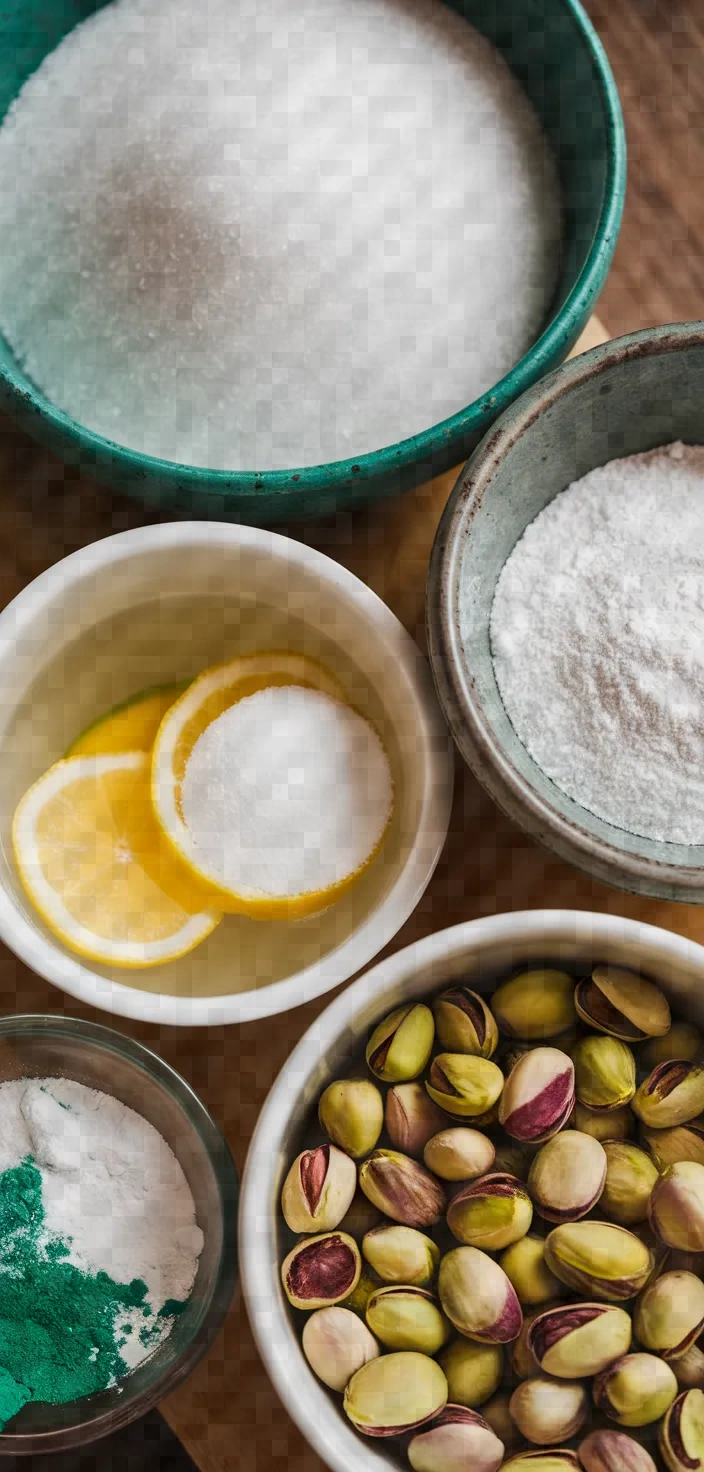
(0, 520), (453, 1025)
(238, 908), (704, 1472)
(426, 320), (704, 902)
(0, 1012), (238, 1454)
(0, 0), (625, 505)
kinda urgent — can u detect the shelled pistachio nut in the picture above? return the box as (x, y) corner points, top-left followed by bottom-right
(281, 1143), (357, 1234)
(527, 1301), (632, 1378)
(501, 1453), (580, 1470)
(408, 1404), (505, 1472)
(343, 1350), (447, 1436)
(634, 1062), (704, 1130)
(643, 1023), (702, 1070)
(365, 1284), (451, 1355)
(575, 966), (671, 1042)
(499, 1048), (575, 1144)
(424, 1127), (496, 1182)
(362, 1223), (440, 1286)
(281, 1231), (362, 1309)
(439, 1339), (504, 1409)
(644, 1120), (704, 1170)
(634, 1271), (704, 1360)
(339, 1190), (382, 1240)
(301, 1306), (379, 1391)
(649, 1162), (704, 1250)
(528, 1130), (606, 1223)
(574, 1101), (634, 1143)
(600, 1142), (659, 1226)
(500, 1235), (563, 1307)
(344, 1267), (382, 1317)
(385, 1083), (448, 1157)
(318, 1078), (384, 1159)
(573, 1035), (636, 1112)
(544, 1221), (653, 1300)
(358, 1149), (446, 1228)
(482, 1391), (525, 1455)
(660, 1388), (704, 1472)
(491, 970), (576, 1040)
(676, 1345), (704, 1391)
(594, 1351), (678, 1426)
(509, 1376), (588, 1445)
(578, 1429), (657, 1472)
(447, 1172), (533, 1251)
(426, 1054), (504, 1119)
(432, 986), (499, 1058)
(438, 1246), (523, 1344)
(365, 1003), (435, 1083)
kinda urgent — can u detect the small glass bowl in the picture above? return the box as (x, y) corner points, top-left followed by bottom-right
(0, 1014), (238, 1456)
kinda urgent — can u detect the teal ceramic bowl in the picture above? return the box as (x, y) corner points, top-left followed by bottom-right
(0, 0), (624, 522)
(427, 322), (704, 904)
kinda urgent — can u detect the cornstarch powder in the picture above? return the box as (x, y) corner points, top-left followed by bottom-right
(0, 1077), (203, 1425)
(0, 0), (560, 470)
(488, 442), (704, 845)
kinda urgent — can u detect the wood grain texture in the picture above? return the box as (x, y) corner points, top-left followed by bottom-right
(584, 0), (704, 335)
(0, 5), (700, 1465)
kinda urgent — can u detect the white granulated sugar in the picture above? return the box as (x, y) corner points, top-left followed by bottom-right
(0, 1077), (203, 1368)
(488, 442), (704, 846)
(181, 684), (393, 895)
(0, 0), (561, 470)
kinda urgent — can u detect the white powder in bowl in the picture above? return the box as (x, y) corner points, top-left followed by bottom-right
(488, 442), (704, 846)
(0, 0), (561, 470)
(0, 1076), (204, 1370)
(180, 685), (393, 896)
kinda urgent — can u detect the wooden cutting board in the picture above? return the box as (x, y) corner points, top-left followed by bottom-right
(4, 314), (700, 1472)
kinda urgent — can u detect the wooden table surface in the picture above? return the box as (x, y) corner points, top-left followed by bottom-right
(1, 4), (702, 1468)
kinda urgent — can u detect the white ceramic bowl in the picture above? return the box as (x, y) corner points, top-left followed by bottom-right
(0, 522), (453, 1025)
(239, 908), (704, 1472)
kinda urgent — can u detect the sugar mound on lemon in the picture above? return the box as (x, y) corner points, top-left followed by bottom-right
(180, 685), (393, 899)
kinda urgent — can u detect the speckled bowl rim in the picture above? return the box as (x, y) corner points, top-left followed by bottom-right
(0, 0), (625, 509)
(426, 320), (704, 902)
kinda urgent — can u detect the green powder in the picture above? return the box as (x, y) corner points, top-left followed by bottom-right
(0, 1159), (152, 1428)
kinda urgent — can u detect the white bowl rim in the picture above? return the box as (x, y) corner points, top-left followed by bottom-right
(238, 907), (704, 1472)
(0, 521), (453, 1026)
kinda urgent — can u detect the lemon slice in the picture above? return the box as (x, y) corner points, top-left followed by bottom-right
(151, 651), (391, 920)
(13, 753), (220, 967)
(66, 682), (188, 757)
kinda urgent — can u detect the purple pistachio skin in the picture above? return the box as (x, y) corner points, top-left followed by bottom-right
(408, 1405), (504, 1472)
(386, 1084), (448, 1156)
(281, 1232), (361, 1308)
(499, 1048), (576, 1144)
(659, 1388), (704, 1472)
(359, 1150), (446, 1228)
(438, 1247), (523, 1345)
(447, 1172), (533, 1249)
(527, 1302), (632, 1378)
(579, 1429), (657, 1472)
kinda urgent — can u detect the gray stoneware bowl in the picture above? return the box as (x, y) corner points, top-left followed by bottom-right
(239, 909), (704, 1472)
(426, 321), (704, 903)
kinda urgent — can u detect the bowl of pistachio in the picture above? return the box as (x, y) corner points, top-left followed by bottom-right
(239, 909), (704, 1472)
